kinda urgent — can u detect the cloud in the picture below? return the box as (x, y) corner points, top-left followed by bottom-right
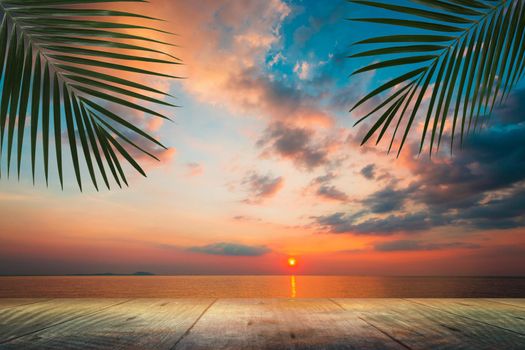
(228, 68), (334, 127)
(242, 172), (284, 204)
(313, 172), (337, 184)
(398, 102), (525, 230)
(493, 88), (525, 125)
(152, 0), (343, 172)
(258, 122), (341, 170)
(360, 164), (376, 180)
(294, 61), (311, 80)
(186, 162), (204, 177)
(316, 185), (349, 202)
(315, 211), (436, 235)
(306, 172), (348, 202)
(147, 118), (164, 133)
(315, 89), (525, 235)
(291, 2), (346, 48)
(374, 240), (481, 252)
(188, 242), (270, 256)
(457, 188), (525, 229)
(362, 186), (413, 214)
(96, 0), (356, 177)
(126, 0), (352, 174)
(268, 52), (285, 67)
(232, 215), (262, 222)
(161, 0), (334, 130)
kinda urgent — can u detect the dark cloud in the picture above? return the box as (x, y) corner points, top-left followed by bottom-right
(188, 242), (270, 257)
(258, 122), (332, 170)
(315, 90), (525, 235)
(362, 186), (414, 214)
(401, 103), (525, 230)
(307, 172), (348, 202)
(374, 240), (481, 252)
(317, 185), (349, 202)
(357, 212), (447, 234)
(407, 129), (525, 212)
(316, 211), (437, 235)
(360, 164), (376, 180)
(313, 172), (337, 184)
(458, 188), (525, 230)
(242, 172), (284, 204)
(493, 89), (525, 125)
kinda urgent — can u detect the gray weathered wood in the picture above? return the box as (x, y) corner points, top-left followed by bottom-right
(485, 299), (525, 309)
(334, 298), (525, 350)
(0, 299), (524, 350)
(0, 300), (50, 310)
(411, 299), (525, 335)
(0, 299), (213, 350)
(174, 298), (406, 350)
(0, 299), (127, 344)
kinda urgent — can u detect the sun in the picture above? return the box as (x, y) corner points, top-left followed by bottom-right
(287, 257), (297, 267)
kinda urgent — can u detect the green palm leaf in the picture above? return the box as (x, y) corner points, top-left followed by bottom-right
(0, 0), (179, 190)
(349, 0), (525, 155)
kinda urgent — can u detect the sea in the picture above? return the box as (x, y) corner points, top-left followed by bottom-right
(0, 276), (524, 298)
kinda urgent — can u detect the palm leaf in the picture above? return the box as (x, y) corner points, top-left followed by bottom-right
(0, 0), (179, 190)
(349, 0), (525, 155)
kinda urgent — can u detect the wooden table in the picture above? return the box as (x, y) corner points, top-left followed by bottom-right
(0, 299), (524, 349)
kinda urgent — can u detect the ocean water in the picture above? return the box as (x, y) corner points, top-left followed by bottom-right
(1, 276), (524, 298)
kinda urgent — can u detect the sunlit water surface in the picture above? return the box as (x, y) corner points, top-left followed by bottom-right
(1, 276), (524, 298)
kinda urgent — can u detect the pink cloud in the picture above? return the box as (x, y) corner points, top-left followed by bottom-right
(186, 162), (204, 177)
(139, 0), (334, 130)
(147, 118), (164, 133)
(257, 122), (346, 170)
(102, 1), (341, 173)
(241, 172), (284, 204)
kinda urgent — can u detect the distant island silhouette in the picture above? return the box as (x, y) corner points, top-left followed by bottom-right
(67, 272), (155, 276)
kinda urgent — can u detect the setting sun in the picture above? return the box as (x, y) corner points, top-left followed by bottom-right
(288, 257), (297, 267)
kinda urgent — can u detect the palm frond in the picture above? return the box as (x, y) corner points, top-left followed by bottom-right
(349, 0), (525, 155)
(0, 0), (179, 190)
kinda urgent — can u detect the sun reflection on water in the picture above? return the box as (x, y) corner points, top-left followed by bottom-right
(290, 275), (296, 298)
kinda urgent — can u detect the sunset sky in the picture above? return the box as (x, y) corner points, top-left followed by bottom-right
(1, 0), (524, 276)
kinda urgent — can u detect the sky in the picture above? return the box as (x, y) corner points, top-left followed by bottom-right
(1, 0), (524, 276)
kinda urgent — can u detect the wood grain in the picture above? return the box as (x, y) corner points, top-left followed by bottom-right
(0, 299), (127, 344)
(0, 299), (523, 350)
(334, 298), (525, 350)
(409, 299), (525, 335)
(485, 299), (525, 309)
(174, 298), (406, 350)
(0, 299), (213, 350)
(0, 300), (50, 310)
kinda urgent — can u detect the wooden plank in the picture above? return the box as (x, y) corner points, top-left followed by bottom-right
(0, 299), (50, 310)
(174, 298), (407, 350)
(0, 299), (128, 344)
(485, 299), (525, 309)
(410, 299), (525, 335)
(0, 299), (213, 350)
(335, 298), (525, 350)
(0, 299), (524, 349)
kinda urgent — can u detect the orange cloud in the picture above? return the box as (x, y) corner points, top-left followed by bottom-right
(131, 0), (334, 130)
